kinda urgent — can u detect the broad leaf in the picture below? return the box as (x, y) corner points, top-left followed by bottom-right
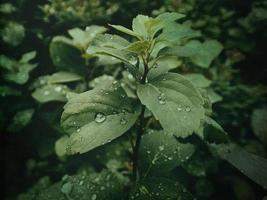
(7, 108), (34, 132)
(137, 72), (205, 137)
(61, 84), (140, 154)
(129, 177), (194, 200)
(157, 22), (200, 45)
(214, 143), (267, 189)
(160, 40), (223, 68)
(140, 130), (195, 176)
(34, 170), (127, 200)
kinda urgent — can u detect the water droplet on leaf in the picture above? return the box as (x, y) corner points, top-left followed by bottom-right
(185, 106), (191, 112)
(95, 113), (106, 123)
(157, 93), (166, 105)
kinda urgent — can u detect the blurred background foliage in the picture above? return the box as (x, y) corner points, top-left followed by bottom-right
(1, 0), (267, 200)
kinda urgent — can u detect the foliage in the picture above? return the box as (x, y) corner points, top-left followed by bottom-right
(1, 1), (267, 200)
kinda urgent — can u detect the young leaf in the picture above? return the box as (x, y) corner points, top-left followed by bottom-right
(137, 73), (205, 137)
(87, 33), (137, 65)
(109, 24), (141, 39)
(0, 51), (37, 84)
(139, 130), (195, 176)
(61, 84), (140, 154)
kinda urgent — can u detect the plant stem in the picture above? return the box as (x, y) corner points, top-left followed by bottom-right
(132, 105), (145, 181)
(132, 53), (149, 181)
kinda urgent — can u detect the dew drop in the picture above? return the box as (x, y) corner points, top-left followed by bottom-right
(54, 86), (62, 92)
(157, 93), (166, 105)
(185, 106), (191, 112)
(77, 128), (81, 132)
(95, 113), (106, 123)
(177, 105), (182, 112)
(129, 56), (137, 65)
(120, 118), (127, 125)
(44, 90), (50, 95)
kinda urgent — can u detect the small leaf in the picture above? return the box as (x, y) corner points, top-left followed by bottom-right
(137, 72), (205, 137)
(55, 136), (69, 157)
(7, 109), (34, 132)
(61, 85), (140, 154)
(32, 84), (70, 103)
(0, 86), (21, 97)
(125, 40), (150, 54)
(68, 26), (107, 49)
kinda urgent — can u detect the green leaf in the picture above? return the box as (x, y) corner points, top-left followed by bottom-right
(109, 24), (141, 39)
(32, 84), (70, 103)
(129, 177), (194, 200)
(184, 73), (212, 88)
(49, 36), (86, 72)
(137, 73), (205, 137)
(147, 56), (182, 79)
(207, 89), (223, 103)
(0, 51), (37, 84)
(251, 107), (267, 145)
(46, 71), (83, 84)
(89, 75), (115, 89)
(132, 15), (157, 39)
(7, 109), (34, 132)
(68, 26), (107, 49)
(214, 144), (267, 189)
(35, 170), (127, 200)
(87, 34), (137, 66)
(158, 22), (200, 44)
(1, 21), (25, 46)
(125, 40), (150, 54)
(61, 84), (140, 154)
(140, 130), (195, 176)
(160, 40), (223, 68)
(55, 136), (69, 157)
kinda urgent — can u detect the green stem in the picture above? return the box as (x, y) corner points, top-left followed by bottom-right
(132, 53), (149, 181)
